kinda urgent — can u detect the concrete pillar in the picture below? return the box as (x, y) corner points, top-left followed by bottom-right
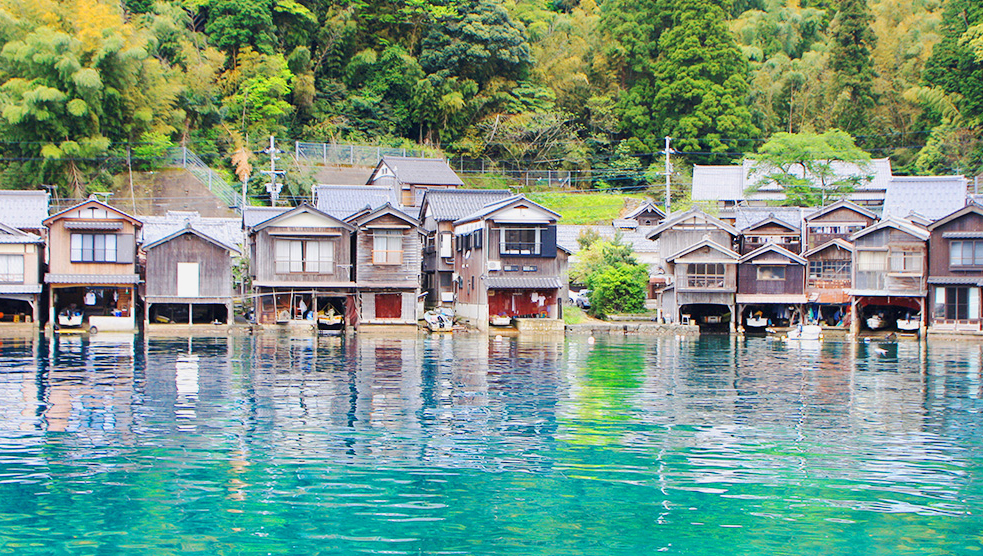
(918, 298), (927, 338)
(48, 288), (56, 331)
(730, 302), (737, 333)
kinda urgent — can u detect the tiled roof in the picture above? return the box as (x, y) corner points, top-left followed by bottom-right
(883, 175), (968, 221)
(378, 156), (464, 186)
(313, 185), (402, 219)
(0, 285), (42, 294)
(45, 274), (140, 284)
(725, 207), (806, 231)
(422, 189), (513, 221)
(0, 222), (42, 244)
(692, 158), (892, 202)
(455, 195), (560, 225)
(486, 276), (563, 289)
(141, 212), (244, 250)
(243, 207), (288, 229)
(0, 190), (48, 230)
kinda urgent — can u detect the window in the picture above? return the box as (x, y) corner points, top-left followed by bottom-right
(857, 250), (887, 272)
(950, 240), (983, 267)
(275, 239), (334, 273)
(372, 230), (403, 264)
(934, 286), (979, 320)
(890, 249), (922, 273)
(808, 260), (851, 280)
(440, 232), (453, 258)
(71, 233), (117, 262)
(687, 263), (725, 288)
(0, 254), (24, 282)
(757, 266), (785, 280)
(501, 227), (541, 255)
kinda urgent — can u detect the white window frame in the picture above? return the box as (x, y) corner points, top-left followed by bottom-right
(372, 230), (404, 265)
(275, 239), (334, 274)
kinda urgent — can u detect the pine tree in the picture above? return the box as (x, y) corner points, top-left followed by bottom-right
(828, 0), (878, 138)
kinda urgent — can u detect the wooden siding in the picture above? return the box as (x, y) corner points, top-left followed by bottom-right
(145, 233), (232, 297)
(47, 219), (139, 276)
(929, 211), (983, 278)
(251, 226), (352, 283)
(354, 214), (422, 286)
(660, 229), (733, 259)
(805, 208), (875, 250)
(738, 264), (805, 295)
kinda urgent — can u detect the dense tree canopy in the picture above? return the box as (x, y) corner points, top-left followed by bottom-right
(0, 0), (977, 198)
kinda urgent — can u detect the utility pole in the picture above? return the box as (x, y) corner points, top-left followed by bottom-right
(664, 136), (673, 215)
(261, 135), (286, 206)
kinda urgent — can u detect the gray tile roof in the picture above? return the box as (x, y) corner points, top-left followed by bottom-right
(243, 207), (288, 229)
(141, 211), (243, 251)
(486, 276), (563, 289)
(692, 158), (893, 203)
(0, 190), (49, 230)
(725, 206), (806, 231)
(456, 195), (560, 225)
(0, 285), (42, 294)
(378, 156), (464, 186)
(883, 175), (968, 222)
(422, 189), (513, 222)
(313, 185), (402, 219)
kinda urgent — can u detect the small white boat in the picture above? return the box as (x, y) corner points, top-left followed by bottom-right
(866, 314), (885, 330)
(424, 309), (453, 332)
(745, 315), (768, 328)
(58, 310), (83, 327)
(897, 315), (920, 331)
(787, 324), (823, 340)
(490, 316), (512, 327)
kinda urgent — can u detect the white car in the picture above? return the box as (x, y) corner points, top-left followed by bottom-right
(568, 289), (591, 309)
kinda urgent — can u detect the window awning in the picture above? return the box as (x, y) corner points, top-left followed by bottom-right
(64, 221), (123, 231)
(486, 276), (562, 289)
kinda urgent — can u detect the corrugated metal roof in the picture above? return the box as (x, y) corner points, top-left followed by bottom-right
(422, 189), (513, 222)
(142, 212), (244, 250)
(313, 185), (402, 219)
(486, 276), (562, 289)
(0, 190), (49, 230)
(378, 156), (464, 186)
(883, 175), (968, 221)
(45, 274), (140, 284)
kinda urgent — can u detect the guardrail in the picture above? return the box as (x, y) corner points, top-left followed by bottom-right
(166, 147), (242, 210)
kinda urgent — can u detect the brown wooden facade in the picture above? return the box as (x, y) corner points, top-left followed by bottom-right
(802, 239), (853, 326)
(348, 204), (423, 326)
(803, 200), (878, 252)
(143, 227), (239, 325)
(247, 204), (357, 327)
(739, 217), (802, 255)
(453, 196), (564, 329)
(42, 198), (142, 332)
(849, 218), (929, 334)
(926, 204), (983, 333)
(736, 244), (807, 328)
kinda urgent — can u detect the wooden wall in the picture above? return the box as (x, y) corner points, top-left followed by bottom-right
(738, 264), (805, 295)
(145, 233), (232, 297)
(929, 211), (983, 278)
(252, 226), (352, 283)
(353, 213), (422, 285)
(47, 219), (138, 276)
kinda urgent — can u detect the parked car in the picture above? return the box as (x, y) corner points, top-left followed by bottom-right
(568, 289), (591, 309)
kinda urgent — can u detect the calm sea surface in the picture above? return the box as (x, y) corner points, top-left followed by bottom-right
(0, 333), (980, 555)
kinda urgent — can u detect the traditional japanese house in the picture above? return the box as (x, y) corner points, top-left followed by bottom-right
(647, 209), (740, 329)
(926, 203), (983, 334)
(452, 195), (566, 330)
(0, 190), (48, 326)
(736, 243), (807, 330)
(739, 214), (802, 255)
(849, 218), (930, 335)
(623, 201), (666, 226)
(142, 223), (241, 326)
(346, 203), (424, 326)
(803, 200), (878, 252)
(803, 238), (854, 327)
(245, 204), (356, 328)
(0, 223), (44, 325)
(43, 197), (142, 333)
(366, 156), (464, 210)
(418, 189), (513, 307)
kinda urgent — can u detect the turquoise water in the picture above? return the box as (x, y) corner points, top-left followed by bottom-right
(0, 333), (981, 554)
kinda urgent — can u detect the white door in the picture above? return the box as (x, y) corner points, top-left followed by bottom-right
(177, 262), (200, 297)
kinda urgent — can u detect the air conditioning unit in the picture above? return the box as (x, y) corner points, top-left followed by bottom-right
(487, 260), (501, 271)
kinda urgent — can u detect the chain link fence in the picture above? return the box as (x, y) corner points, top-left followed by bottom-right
(166, 147), (242, 209)
(294, 142), (441, 166)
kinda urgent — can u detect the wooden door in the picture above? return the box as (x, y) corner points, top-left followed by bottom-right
(375, 293), (402, 319)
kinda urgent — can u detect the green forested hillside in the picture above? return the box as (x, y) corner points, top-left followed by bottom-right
(0, 0), (980, 201)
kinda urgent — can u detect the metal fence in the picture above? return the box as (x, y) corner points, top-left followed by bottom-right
(294, 142), (441, 166)
(166, 147), (242, 210)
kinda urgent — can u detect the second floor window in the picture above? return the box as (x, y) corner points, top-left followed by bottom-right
(757, 266), (785, 280)
(890, 249), (922, 274)
(71, 233), (116, 262)
(275, 239), (334, 274)
(808, 260), (850, 281)
(372, 230), (403, 264)
(687, 263), (725, 288)
(0, 254), (24, 282)
(501, 227), (541, 256)
(950, 240), (983, 267)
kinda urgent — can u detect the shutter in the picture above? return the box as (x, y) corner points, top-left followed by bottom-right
(116, 233), (135, 263)
(456, 234), (462, 252)
(540, 225), (557, 258)
(474, 229), (483, 249)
